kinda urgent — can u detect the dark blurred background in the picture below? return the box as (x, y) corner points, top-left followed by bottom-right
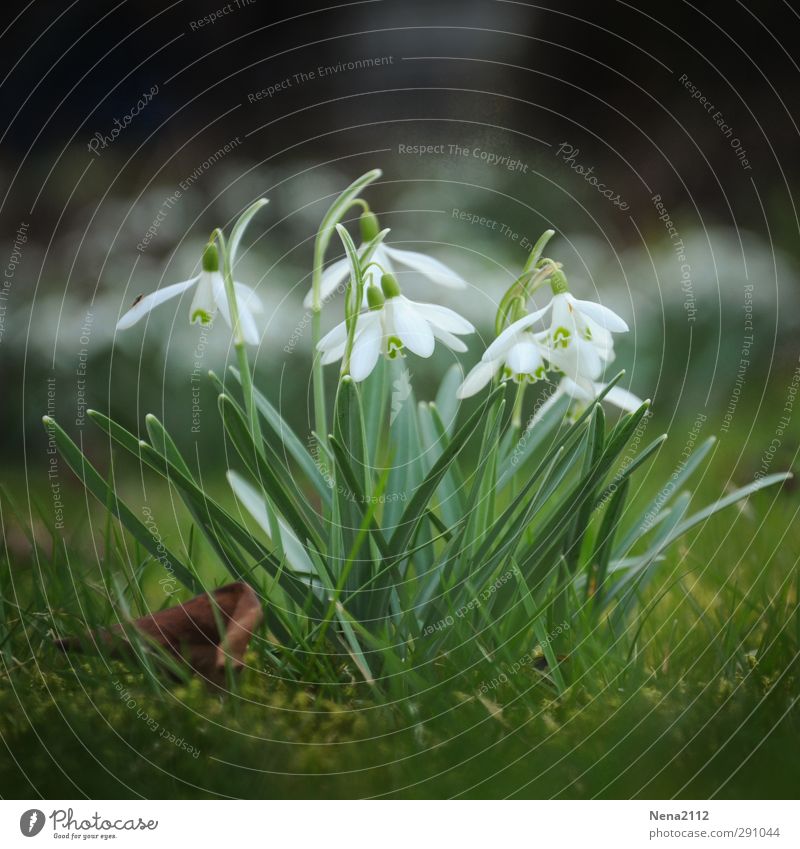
(1, 0), (798, 483)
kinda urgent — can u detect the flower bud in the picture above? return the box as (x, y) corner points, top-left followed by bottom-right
(381, 272), (401, 299)
(549, 269), (569, 295)
(359, 210), (380, 242)
(202, 242), (220, 272)
(366, 285), (386, 311)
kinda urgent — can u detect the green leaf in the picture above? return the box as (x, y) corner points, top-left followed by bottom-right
(42, 416), (200, 592)
(226, 367), (332, 508)
(388, 383), (505, 559)
(228, 198), (268, 268)
(218, 394), (325, 552)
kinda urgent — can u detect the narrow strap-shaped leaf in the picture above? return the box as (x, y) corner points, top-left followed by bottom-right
(42, 416), (200, 592)
(388, 383), (505, 558)
(316, 169), (382, 265)
(87, 410), (276, 569)
(588, 477), (630, 609)
(224, 368), (332, 508)
(328, 435), (391, 558)
(228, 198), (268, 267)
(218, 394), (325, 551)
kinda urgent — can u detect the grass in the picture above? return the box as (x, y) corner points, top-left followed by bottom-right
(1, 405), (798, 799)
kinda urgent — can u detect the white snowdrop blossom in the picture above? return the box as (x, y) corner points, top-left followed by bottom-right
(317, 274), (475, 382)
(304, 211), (468, 308)
(541, 286), (628, 383)
(458, 281), (630, 398)
(457, 303), (552, 399)
(116, 244), (263, 344)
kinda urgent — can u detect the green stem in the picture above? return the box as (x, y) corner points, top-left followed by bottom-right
(511, 381), (526, 429)
(215, 229), (264, 456)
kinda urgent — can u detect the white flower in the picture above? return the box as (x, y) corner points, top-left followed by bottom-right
(457, 303), (552, 398)
(457, 290), (630, 398)
(116, 245), (263, 344)
(304, 240), (468, 308)
(541, 291), (628, 383)
(318, 285), (474, 382)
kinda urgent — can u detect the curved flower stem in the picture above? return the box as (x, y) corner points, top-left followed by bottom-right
(310, 169), (382, 455)
(511, 381), (527, 430)
(214, 227), (264, 457)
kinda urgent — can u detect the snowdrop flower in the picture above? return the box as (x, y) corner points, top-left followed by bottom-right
(457, 305), (552, 399)
(317, 273), (475, 382)
(304, 210), (468, 308)
(540, 275), (628, 383)
(116, 243), (264, 344)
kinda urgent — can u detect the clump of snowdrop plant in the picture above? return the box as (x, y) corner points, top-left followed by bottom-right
(45, 169), (789, 696)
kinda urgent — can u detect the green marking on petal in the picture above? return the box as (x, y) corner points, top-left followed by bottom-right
(191, 309), (213, 325)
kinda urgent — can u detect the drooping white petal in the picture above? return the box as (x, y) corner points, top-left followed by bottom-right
(431, 325), (468, 352)
(234, 282), (264, 314)
(568, 295), (629, 333)
(191, 271), (220, 326)
(227, 470), (315, 574)
(546, 336), (602, 382)
(549, 293), (576, 337)
(457, 359), (500, 398)
(408, 300), (475, 335)
(320, 340), (347, 365)
(212, 274), (260, 344)
(482, 303), (552, 362)
(302, 255), (351, 308)
(596, 383), (644, 412)
(317, 319), (349, 353)
(387, 296), (435, 357)
(116, 276), (199, 330)
(583, 315), (615, 360)
(559, 376), (595, 403)
(383, 245), (468, 289)
(349, 312), (383, 381)
(506, 339), (545, 375)
(236, 299), (261, 345)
